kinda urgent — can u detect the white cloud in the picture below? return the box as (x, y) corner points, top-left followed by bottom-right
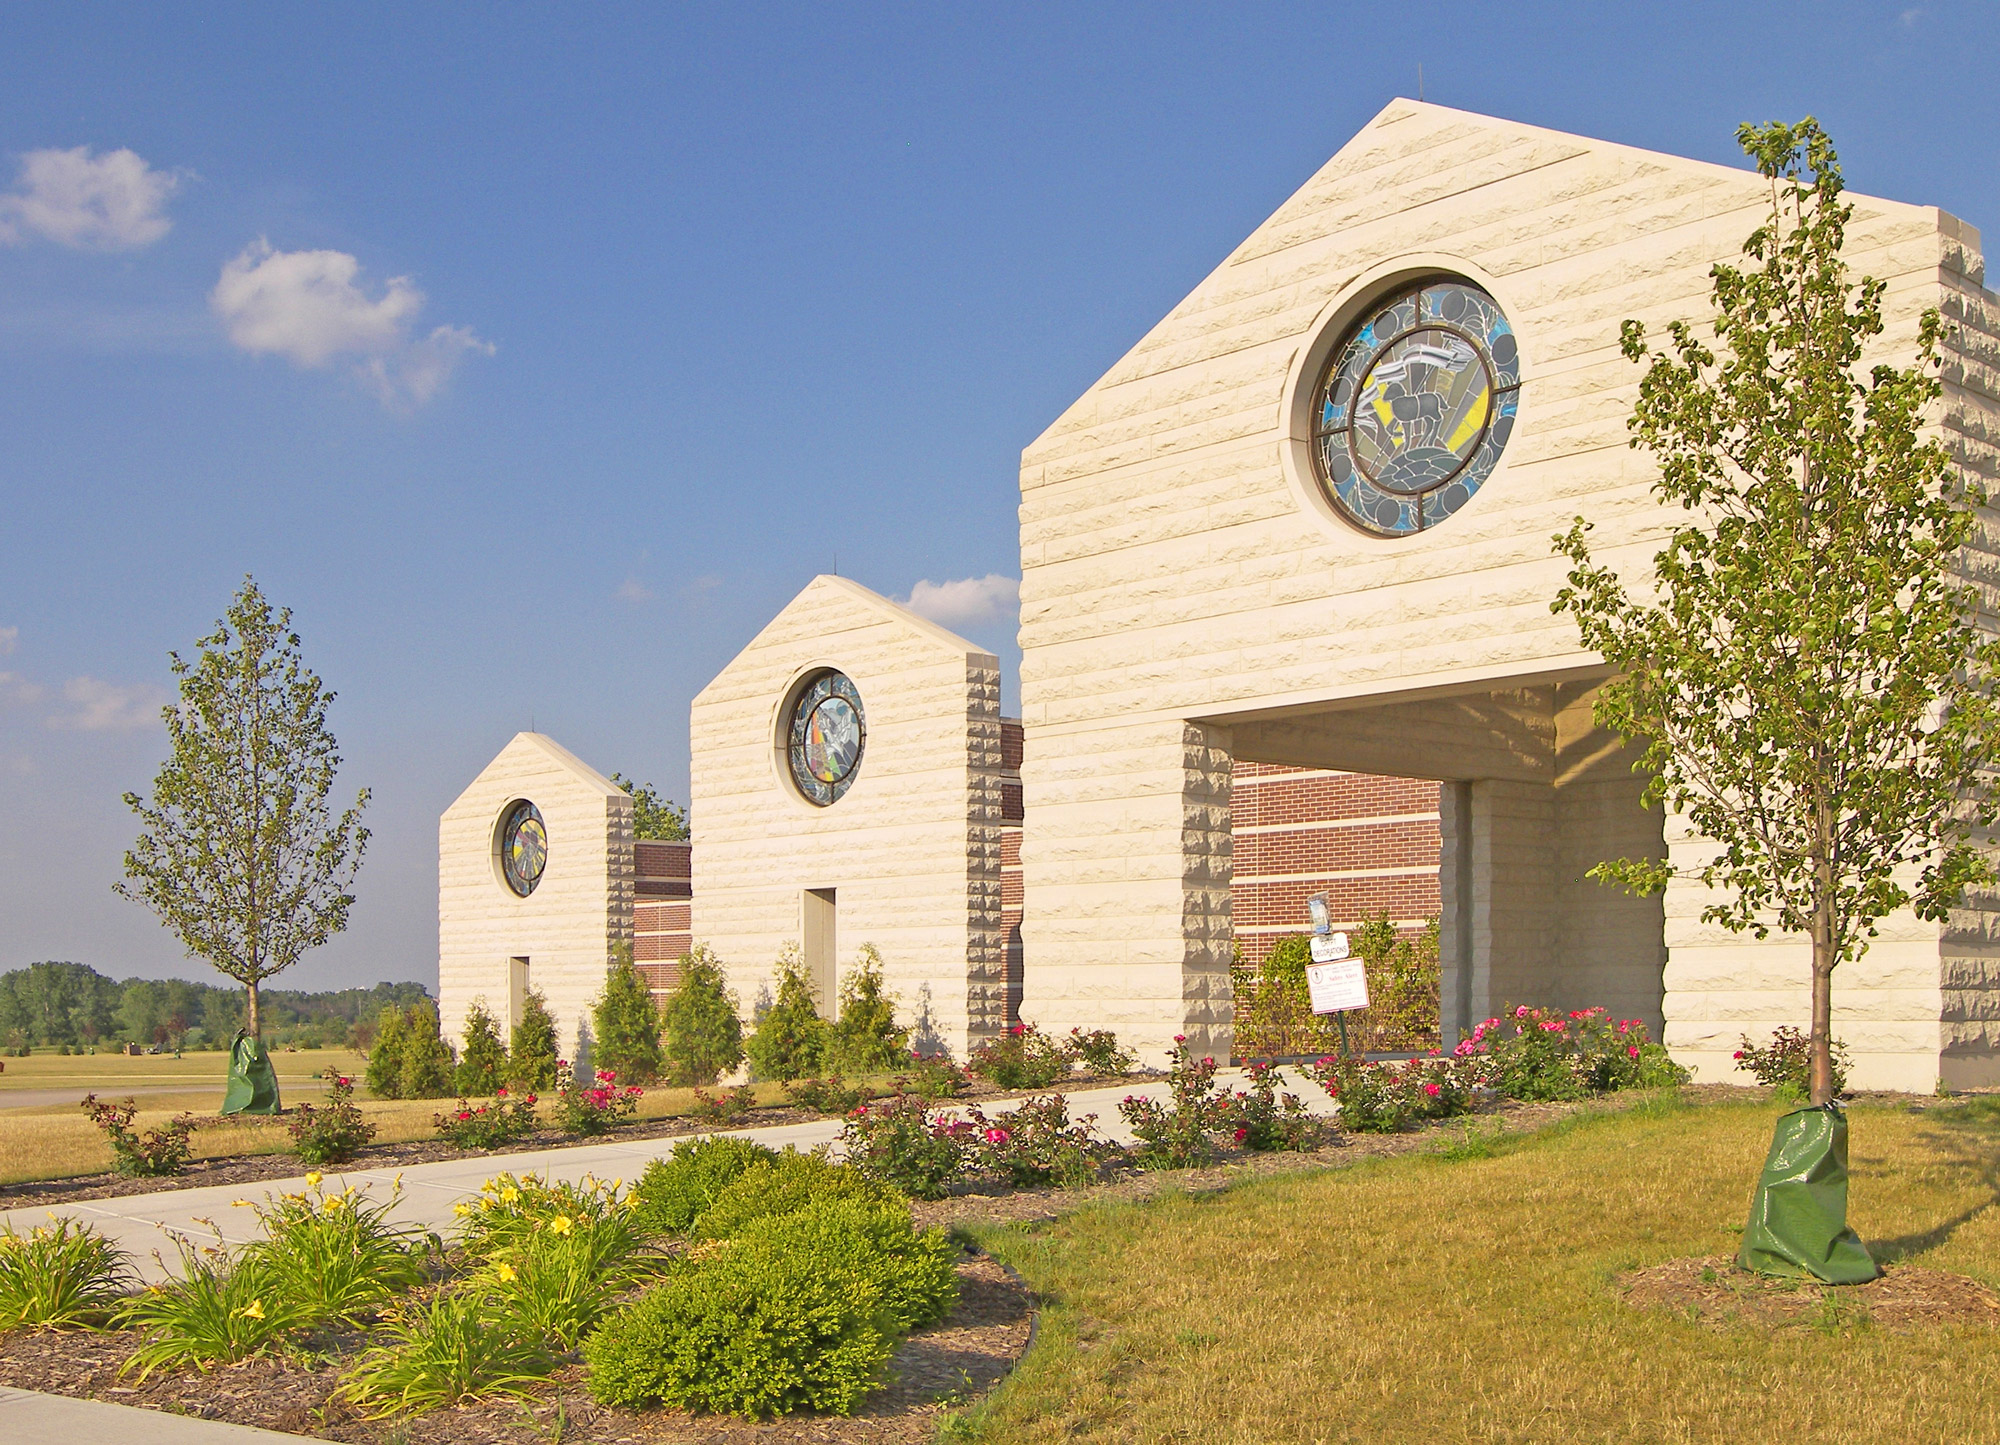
(0, 146), (178, 250)
(211, 239), (493, 408)
(901, 574), (1021, 627)
(0, 625), (16, 655)
(615, 577), (655, 604)
(49, 676), (168, 732)
(0, 671), (45, 707)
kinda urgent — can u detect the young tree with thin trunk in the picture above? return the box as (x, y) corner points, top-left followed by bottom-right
(118, 578), (371, 1039)
(1555, 119), (2000, 1109)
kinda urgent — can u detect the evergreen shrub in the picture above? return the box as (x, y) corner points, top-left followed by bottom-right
(508, 989), (560, 1092)
(454, 1000), (509, 1096)
(826, 945), (909, 1075)
(592, 949), (664, 1084)
(689, 1151), (901, 1242)
(631, 1136), (779, 1237)
(745, 948), (828, 1082)
(736, 1200), (957, 1331)
(660, 944), (744, 1086)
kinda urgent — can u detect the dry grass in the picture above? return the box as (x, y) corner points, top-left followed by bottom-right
(0, 1046), (370, 1094)
(955, 1094), (2000, 1444)
(0, 1069), (798, 1185)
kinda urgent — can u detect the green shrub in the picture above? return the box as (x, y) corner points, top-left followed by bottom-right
(592, 949), (664, 1085)
(454, 999), (509, 1096)
(477, 1199), (653, 1350)
(745, 949), (829, 1082)
(286, 1073), (378, 1166)
(79, 1094), (196, 1177)
(737, 1200), (957, 1331)
(968, 1023), (1069, 1090)
(785, 1074), (871, 1115)
(397, 1003), (458, 1099)
(508, 990), (560, 1092)
(690, 1151), (902, 1242)
(690, 1082), (759, 1122)
(0, 1217), (134, 1332)
(337, 1290), (555, 1418)
(1213, 1061), (1327, 1151)
(1117, 1040), (1224, 1168)
(583, 1233), (896, 1416)
(966, 1093), (1117, 1187)
(1062, 1028), (1135, 1077)
(902, 1051), (969, 1099)
(117, 1236), (311, 1377)
(434, 1091), (540, 1149)
(1736, 1025), (1849, 1098)
(660, 943), (744, 1086)
(242, 1176), (426, 1329)
(826, 945), (909, 1075)
(550, 1061), (642, 1136)
(366, 1005), (408, 1099)
(631, 1136), (779, 1237)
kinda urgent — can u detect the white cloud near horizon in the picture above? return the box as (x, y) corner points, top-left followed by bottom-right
(211, 240), (493, 408)
(50, 676), (168, 732)
(0, 672), (45, 707)
(0, 146), (178, 250)
(0, 626), (16, 655)
(901, 573), (1020, 628)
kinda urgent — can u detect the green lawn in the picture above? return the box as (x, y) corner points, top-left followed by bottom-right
(955, 1094), (2000, 1444)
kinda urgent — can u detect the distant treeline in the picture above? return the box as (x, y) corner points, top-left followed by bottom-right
(0, 960), (433, 1051)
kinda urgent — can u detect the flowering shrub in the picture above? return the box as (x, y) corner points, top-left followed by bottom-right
(551, 1061), (642, 1137)
(1118, 1038), (1224, 1169)
(433, 1088), (540, 1150)
(0, 1217), (133, 1331)
(475, 1188), (653, 1350)
(1735, 1025), (1850, 1098)
(242, 1175), (427, 1330)
(1465, 1007), (1686, 1101)
(968, 1023), (1069, 1090)
(1063, 1028), (1135, 1077)
(689, 1083), (760, 1123)
(963, 1093), (1114, 1187)
(840, 1094), (970, 1200)
(785, 1074), (870, 1115)
(288, 1074), (378, 1166)
(901, 1051), (969, 1100)
(79, 1094), (196, 1177)
(1213, 1062), (1326, 1151)
(454, 1171), (632, 1256)
(1302, 1053), (1481, 1133)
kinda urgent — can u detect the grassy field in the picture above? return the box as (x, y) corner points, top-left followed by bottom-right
(0, 1049), (797, 1185)
(955, 1094), (2000, 1444)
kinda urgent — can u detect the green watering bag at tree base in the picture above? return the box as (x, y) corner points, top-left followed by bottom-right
(1738, 1102), (1878, 1285)
(222, 1029), (282, 1116)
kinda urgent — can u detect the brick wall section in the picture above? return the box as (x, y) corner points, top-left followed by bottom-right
(1231, 763), (1440, 967)
(633, 841), (693, 993)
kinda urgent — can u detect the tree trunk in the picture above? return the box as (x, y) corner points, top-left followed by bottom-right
(1810, 898), (1836, 1107)
(247, 980), (261, 1040)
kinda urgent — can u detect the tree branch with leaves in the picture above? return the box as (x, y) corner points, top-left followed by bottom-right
(118, 577), (371, 1038)
(1553, 118), (2000, 1108)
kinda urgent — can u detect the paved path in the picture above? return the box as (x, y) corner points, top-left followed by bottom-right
(3, 1070), (1335, 1284)
(0, 1385), (327, 1443)
(0, 1084), (202, 1110)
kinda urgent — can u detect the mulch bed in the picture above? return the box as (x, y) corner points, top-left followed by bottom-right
(0, 1072), (1162, 1213)
(1617, 1255), (2000, 1332)
(0, 1248), (1033, 1444)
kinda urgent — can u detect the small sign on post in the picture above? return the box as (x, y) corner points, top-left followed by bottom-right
(1306, 957), (1370, 1014)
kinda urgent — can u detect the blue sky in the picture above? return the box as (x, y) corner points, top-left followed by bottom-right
(2, 3), (1993, 991)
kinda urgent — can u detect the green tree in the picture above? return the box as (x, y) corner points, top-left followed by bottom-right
(455, 999), (510, 1095)
(116, 578), (370, 1038)
(509, 988), (560, 1091)
(827, 944), (909, 1075)
(593, 947), (665, 1084)
(744, 945), (828, 1082)
(1554, 118), (2000, 1109)
(609, 773), (690, 841)
(660, 943), (744, 1086)
(365, 1004), (408, 1099)
(397, 1003), (458, 1099)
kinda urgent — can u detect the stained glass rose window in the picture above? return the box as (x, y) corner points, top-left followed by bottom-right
(500, 800), (547, 897)
(1311, 278), (1521, 537)
(787, 670), (866, 806)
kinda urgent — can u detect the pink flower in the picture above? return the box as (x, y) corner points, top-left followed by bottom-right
(496, 1087), (508, 1098)
(1539, 1020), (1564, 1033)
(457, 1110), (471, 1120)
(1202, 1056), (1215, 1068)
(984, 1128), (1010, 1145)
(1424, 1083), (1442, 1098)
(1514, 1005), (1530, 1019)
(1732, 1050), (1744, 1060)
(1628, 1046), (1641, 1058)
(1233, 1127), (1249, 1143)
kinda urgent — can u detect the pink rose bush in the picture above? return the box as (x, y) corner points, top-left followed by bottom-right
(551, 1061), (643, 1137)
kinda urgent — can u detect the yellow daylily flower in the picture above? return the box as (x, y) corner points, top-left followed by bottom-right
(547, 1215), (574, 1236)
(304, 1171), (323, 1188)
(495, 1261), (517, 1282)
(453, 1202), (472, 1218)
(236, 1299), (265, 1320)
(231, 1199), (255, 1209)
(500, 1186), (520, 1205)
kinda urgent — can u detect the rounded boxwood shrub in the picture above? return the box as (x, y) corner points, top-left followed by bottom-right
(631, 1135), (779, 1237)
(582, 1230), (896, 1417)
(689, 1150), (902, 1242)
(737, 1201), (958, 1332)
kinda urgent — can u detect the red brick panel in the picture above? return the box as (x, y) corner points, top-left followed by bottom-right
(1231, 771), (1441, 827)
(1234, 819), (1442, 876)
(1001, 720), (1024, 771)
(999, 830), (1020, 867)
(635, 840), (692, 879)
(1001, 781), (1024, 822)
(1232, 874), (1440, 931)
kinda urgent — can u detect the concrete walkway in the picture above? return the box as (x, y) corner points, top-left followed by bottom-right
(0, 1385), (327, 1444)
(3, 1070), (1333, 1283)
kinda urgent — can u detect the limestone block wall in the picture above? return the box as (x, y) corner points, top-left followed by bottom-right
(437, 733), (633, 1065)
(689, 576), (1004, 1060)
(1018, 97), (1993, 1079)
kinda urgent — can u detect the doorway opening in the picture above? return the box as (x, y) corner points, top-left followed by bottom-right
(802, 888), (837, 1016)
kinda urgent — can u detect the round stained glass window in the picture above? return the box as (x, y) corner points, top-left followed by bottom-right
(787, 670), (866, 806)
(1311, 278), (1521, 537)
(499, 800), (547, 897)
